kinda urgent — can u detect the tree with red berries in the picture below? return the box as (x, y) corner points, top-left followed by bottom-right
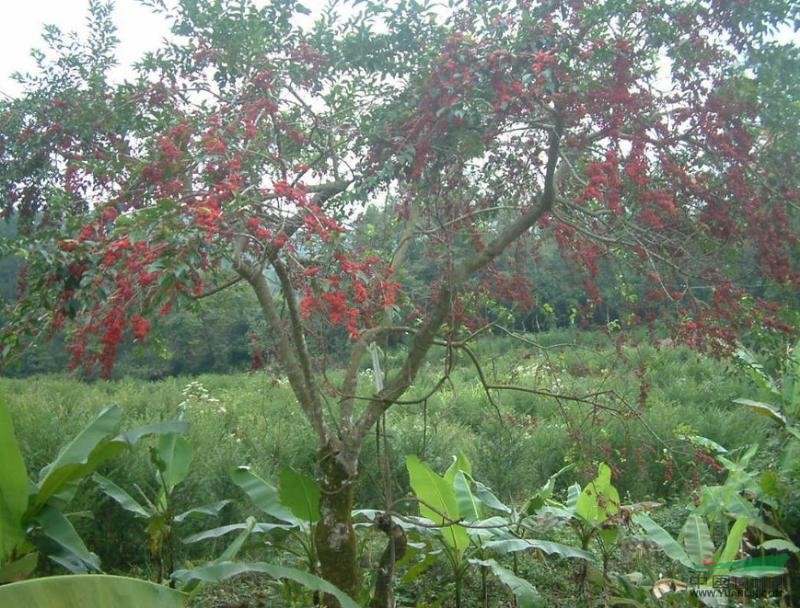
(1, 0), (798, 603)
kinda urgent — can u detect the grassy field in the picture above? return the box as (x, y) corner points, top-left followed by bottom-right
(1, 329), (785, 605)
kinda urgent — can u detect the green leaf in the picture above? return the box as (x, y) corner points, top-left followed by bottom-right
(155, 433), (192, 493)
(523, 464), (574, 515)
(181, 517), (259, 595)
(733, 399), (787, 425)
(694, 585), (728, 608)
(32, 505), (101, 573)
(212, 517), (257, 564)
(40, 446), (122, 509)
(734, 346), (780, 398)
(784, 339), (800, 415)
(714, 517), (748, 575)
(0, 574), (185, 608)
(93, 474), (149, 519)
(0, 395), (29, 560)
(759, 470), (781, 497)
(183, 524), (249, 545)
(405, 455), (469, 557)
(172, 561), (359, 608)
(182, 521), (290, 544)
(682, 435), (729, 454)
(534, 505), (575, 524)
(34, 405), (124, 511)
(37, 405), (122, 482)
(575, 463), (620, 525)
(524, 482), (553, 515)
(566, 483), (581, 511)
(681, 514), (714, 567)
(598, 527), (620, 548)
(469, 558), (543, 607)
(632, 513), (694, 569)
(402, 550), (439, 584)
(443, 452), (472, 487)
(230, 466), (298, 524)
(484, 538), (594, 561)
(747, 516), (784, 539)
(114, 420), (190, 447)
(0, 552), (38, 583)
(47, 479), (83, 511)
(174, 500), (232, 523)
(453, 471), (481, 522)
(472, 479), (510, 514)
(466, 516), (513, 540)
(758, 539), (799, 553)
(278, 468), (321, 523)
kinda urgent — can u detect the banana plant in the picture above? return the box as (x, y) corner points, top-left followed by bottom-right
(519, 461), (669, 603)
(182, 464), (330, 604)
(93, 417), (231, 582)
(405, 453), (593, 608)
(680, 439), (794, 547)
(181, 466), (298, 550)
(0, 574), (185, 607)
(0, 395), (187, 582)
(198, 466), (316, 564)
(733, 339), (800, 442)
(174, 514), (360, 608)
(528, 464), (627, 567)
(633, 510), (795, 607)
(633, 440), (799, 605)
(573, 463), (624, 576)
(0, 519), (359, 608)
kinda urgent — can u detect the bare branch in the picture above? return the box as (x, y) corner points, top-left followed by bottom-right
(273, 257), (325, 427)
(235, 260), (329, 445)
(339, 326), (417, 431)
(494, 325), (576, 350)
(352, 118), (564, 442)
(191, 275), (242, 299)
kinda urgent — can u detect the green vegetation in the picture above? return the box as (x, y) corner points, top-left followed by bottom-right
(3, 332), (798, 606)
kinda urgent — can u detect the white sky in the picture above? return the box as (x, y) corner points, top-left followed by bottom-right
(0, 1), (175, 98)
(1, 1), (796, 100)
(0, 0), (345, 99)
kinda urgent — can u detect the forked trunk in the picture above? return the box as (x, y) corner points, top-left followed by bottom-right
(315, 444), (359, 607)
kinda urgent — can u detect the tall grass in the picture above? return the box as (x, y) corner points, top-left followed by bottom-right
(0, 330), (772, 571)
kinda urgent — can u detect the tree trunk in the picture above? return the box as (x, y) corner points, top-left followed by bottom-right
(315, 443), (360, 607)
(370, 513), (406, 608)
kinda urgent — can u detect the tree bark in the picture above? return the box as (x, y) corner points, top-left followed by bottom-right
(314, 443), (360, 607)
(369, 513), (407, 608)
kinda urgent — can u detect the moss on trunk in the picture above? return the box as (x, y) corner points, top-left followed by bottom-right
(314, 445), (359, 607)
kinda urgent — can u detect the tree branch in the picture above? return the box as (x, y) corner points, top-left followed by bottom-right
(339, 326), (417, 432)
(352, 118), (564, 442)
(273, 256), (326, 429)
(191, 275), (242, 300)
(340, 199), (420, 433)
(236, 260), (329, 445)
